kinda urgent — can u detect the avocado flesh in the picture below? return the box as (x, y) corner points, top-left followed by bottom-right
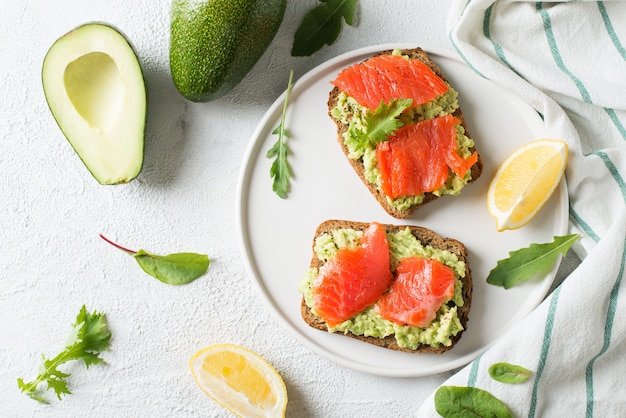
(42, 23), (146, 184)
(170, 0), (286, 102)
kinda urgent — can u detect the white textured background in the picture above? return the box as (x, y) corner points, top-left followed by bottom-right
(0, 1), (577, 417)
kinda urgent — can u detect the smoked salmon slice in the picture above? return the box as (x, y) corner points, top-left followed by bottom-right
(312, 222), (392, 328)
(331, 53), (450, 111)
(374, 256), (456, 328)
(376, 114), (478, 199)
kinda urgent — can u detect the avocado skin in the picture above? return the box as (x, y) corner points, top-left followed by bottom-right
(170, 0), (286, 102)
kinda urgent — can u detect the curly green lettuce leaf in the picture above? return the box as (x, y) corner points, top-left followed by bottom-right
(363, 98), (413, 144)
(345, 98), (413, 156)
(18, 306), (111, 404)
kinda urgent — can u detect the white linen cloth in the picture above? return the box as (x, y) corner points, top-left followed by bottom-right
(419, 1), (626, 416)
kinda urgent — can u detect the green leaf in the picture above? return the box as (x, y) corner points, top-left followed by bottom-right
(487, 234), (579, 289)
(134, 250), (210, 285)
(292, 0), (358, 57)
(362, 98), (413, 144)
(267, 69), (294, 198)
(489, 362), (533, 384)
(100, 234), (210, 285)
(435, 386), (512, 418)
(344, 98), (412, 156)
(18, 305), (111, 403)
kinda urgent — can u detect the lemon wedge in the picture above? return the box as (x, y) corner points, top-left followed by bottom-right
(189, 344), (287, 418)
(487, 139), (568, 231)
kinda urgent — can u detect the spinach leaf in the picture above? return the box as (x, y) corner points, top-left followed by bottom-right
(487, 234), (579, 289)
(100, 234), (210, 285)
(292, 0), (358, 57)
(133, 250), (210, 285)
(435, 386), (512, 418)
(489, 362), (533, 384)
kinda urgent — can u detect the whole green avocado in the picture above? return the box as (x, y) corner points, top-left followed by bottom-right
(170, 0), (286, 102)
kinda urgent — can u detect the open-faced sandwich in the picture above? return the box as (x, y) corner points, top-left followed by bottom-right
(328, 47), (483, 218)
(299, 220), (472, 353)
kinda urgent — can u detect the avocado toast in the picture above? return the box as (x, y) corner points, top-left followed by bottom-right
(299, 220), (472, 354)
(328, 47), (483, 218)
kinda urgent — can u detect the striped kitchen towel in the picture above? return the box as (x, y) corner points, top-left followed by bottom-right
(419, 1), (626, 417)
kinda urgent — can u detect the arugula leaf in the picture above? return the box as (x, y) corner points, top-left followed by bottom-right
(292, 0), (358, 57)
(267, 69), (294, 198)
(100, 234), (210, 285)
(487, 234), (579, 289)
(18, 305), (111, 404)
(435, 386), (512, 418)
(489, 362), (533, 384)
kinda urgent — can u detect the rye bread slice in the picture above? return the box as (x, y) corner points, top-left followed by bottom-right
(301, 220), (472, 354)
(328, 47), (483, 219)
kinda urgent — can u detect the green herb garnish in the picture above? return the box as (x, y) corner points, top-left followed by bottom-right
(100, 234), (210, 285)
(487, 234), (579, 289)
(292, 0), (358, 57)
(489, 362), (533, 384)
(344, 98), (413, 158)
(18, 306), (111, 404)
(266, 69), (294, 198)
(435, 386), (512, 418)
(360, 98), (413, 145)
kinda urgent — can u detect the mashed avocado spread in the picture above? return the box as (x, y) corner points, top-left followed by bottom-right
(329, 50), (476, 211)
(298, 227), (465, 349)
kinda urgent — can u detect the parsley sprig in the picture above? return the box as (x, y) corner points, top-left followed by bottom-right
(267, 69), (294, 198)
(18, 306), (111, 404)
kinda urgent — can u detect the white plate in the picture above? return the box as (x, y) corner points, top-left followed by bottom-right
(236, 44), (568, 377)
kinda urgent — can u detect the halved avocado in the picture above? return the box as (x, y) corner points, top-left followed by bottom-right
(42, 23), (146, 184)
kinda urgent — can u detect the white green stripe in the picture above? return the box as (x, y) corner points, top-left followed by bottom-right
(598, 1), (626, 60)
(585, 238), (626, 417)
(534, 4), (625, 416)
(528, 285), (562, 418)
(483, 2), (522, 79)
(429, 3), (626, 416)
(569, 207), (600, 244)
(591, 151), (626, 200)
